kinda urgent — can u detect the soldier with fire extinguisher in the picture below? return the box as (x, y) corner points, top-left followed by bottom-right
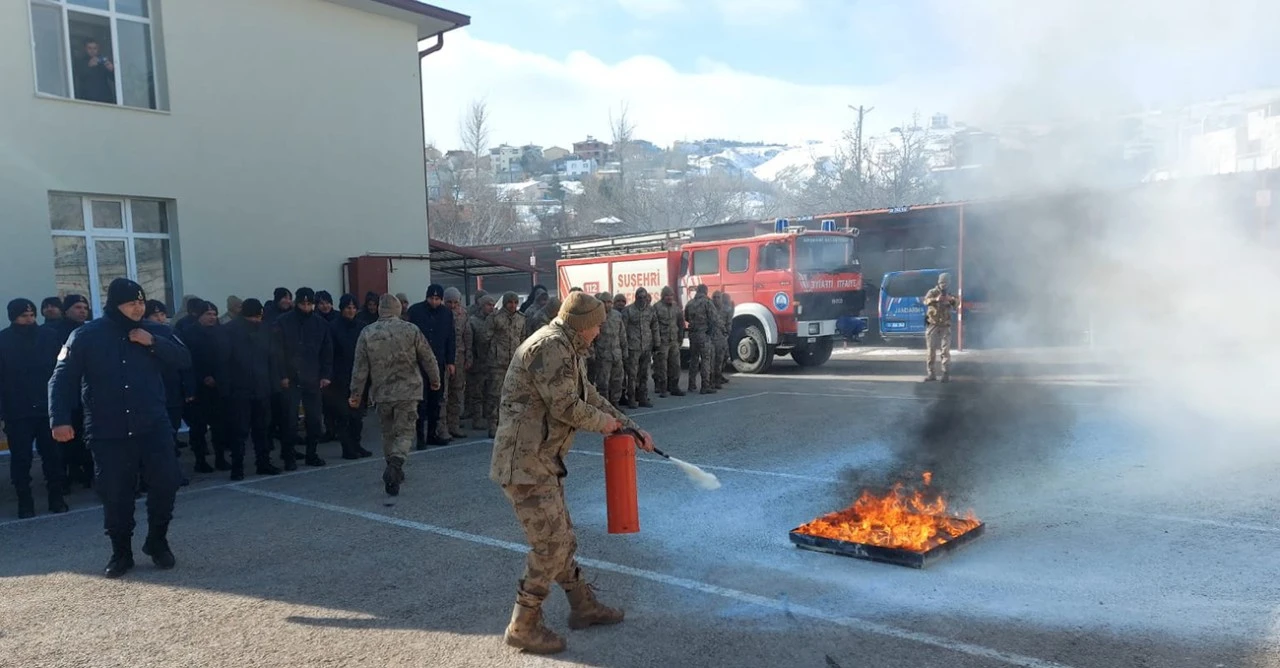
(490, 291), (656, 654)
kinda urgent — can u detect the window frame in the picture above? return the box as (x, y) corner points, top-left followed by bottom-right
(725, 246), (750, 274)
(691, 249), (719, 276)
(49, 192), (175, 314)
(27, 0), (167, 112)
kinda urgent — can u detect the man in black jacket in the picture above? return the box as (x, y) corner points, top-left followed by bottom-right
(183, 301), (231, 473)
(271, 287), (333, 469)
(51, 293), (93, 490)
(327, 294), (372, 460)
(221, 299), (281, 478)
(406, 284), (455, 448)
(144, 300), (193, 489)
(0, 299), (68, 518)
(49, 278), (192, 578)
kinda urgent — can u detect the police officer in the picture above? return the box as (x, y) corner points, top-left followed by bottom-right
(0, 298), (67, 518)
(349, 294), (440, 496)
(49, 278), (192, 578)
(490, 291), (655, 654)
(270, 287), (333, 469)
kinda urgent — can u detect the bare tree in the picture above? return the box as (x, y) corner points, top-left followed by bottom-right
(459, 98), (491, 167)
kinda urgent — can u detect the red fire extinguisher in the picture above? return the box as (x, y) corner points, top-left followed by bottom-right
(603, 428), (641, 534)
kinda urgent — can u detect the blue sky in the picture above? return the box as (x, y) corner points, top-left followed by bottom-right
(420, 0), (1280, 151)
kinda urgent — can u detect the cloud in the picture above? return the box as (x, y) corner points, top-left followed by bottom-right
(710, 0), (810, 25)
(419, 29), (951, 150)
(614, 0), (685, 19)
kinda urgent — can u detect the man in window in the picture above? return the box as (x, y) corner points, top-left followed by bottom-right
(73, 39), (116, 104)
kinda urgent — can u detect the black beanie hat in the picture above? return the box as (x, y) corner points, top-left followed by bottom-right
(106, 278), (146, 309)
(316, 290), (333, 305)
(41, 296), (62, 311)
(426, 284), (444, 299)
(186, 296), (204, 315)
(62, 294), (87, 311)
(144, 300), (167, 318)
(339, 293), (358, 310)
(273, 287), (292, 302)
(240, 298), (264, 318)
(8, 298), (36, 322)
(295, 287), (316, 304)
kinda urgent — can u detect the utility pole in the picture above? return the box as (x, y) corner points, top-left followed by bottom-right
(848, 104), (874, 184)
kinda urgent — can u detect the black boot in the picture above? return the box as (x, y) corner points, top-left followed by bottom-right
(104, 534), (134, 578)
(304, 443), (326, 467)
(193, 455), (213, 473)
(256, 459), (282, 476)
(48, 490), (69, 514)
(383, 457), (405, 496)
(341, 439), (360, 460)
(142, 523), (176, 569)
(229, 458), (245, 481)
(17, 487), (35, 519)
(214, 450), (231, 471)
(356, 445), (373, 458)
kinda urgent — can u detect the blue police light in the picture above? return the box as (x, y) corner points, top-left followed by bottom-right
(774, 218), (788, 233)
(820, 219), (835, 232)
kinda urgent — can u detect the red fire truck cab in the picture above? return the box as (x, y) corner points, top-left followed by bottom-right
(555, 220), (864, 373)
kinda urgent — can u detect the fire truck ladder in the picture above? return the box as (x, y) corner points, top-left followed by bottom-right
(557, 229), (694, 259)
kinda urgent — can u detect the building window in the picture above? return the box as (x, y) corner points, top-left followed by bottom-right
(29, 0), (166, 111)
(49, 192), (175, 315)
(726, 247), (749, 273)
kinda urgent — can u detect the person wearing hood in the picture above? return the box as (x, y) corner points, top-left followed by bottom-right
(523, 294), (562, 339)
(520, 286), (549, 315)
(652, 286), (686, 398)
(489, 291), (656, 654)
(436, 287), (472, 440)
(683, 284), (718, 395)
(0, 298), (68, 518)
(406, 284), (455, 447)
(465, 294), (496, 431)
(270, 287), (334, 469)
(486, 291), (526, 438)
(326, 294), (372, 459)
(592, 293), (628, 408)
(221, 299), (282, 478)
(396, 293), (411, 320)
(40, 297), (63, 324)
(183, 301), (232, 473)
(621, 287), (660, 409)
(49, 278), (192, 578)
(923, 272), (958, 382)
(349, 294), (441, 496)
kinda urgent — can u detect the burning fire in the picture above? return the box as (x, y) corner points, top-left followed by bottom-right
(794, 472), (980, 553)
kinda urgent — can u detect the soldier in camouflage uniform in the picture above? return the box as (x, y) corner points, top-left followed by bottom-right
(489, 291), (657, 654)
(683, 284), (718, 394)
(923, 272), (958, 382)
(621, 287), (659, 408)
(523, 295), (561, 339)
(611, 293), (630, 404)
(487, 292), (527, 437)
(710, 291), (729, 389)
(719, 292), (734, 385)
(348, 294), (441, 496)
(465, 295), (496, 430)
(467, 289), (488, 318)
(651, 286), (685, 397)
(592, 292), (628, 407)
(437, 288), (472, 439)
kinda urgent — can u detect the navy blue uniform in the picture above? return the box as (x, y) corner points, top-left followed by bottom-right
(48, 314), (191, 539)
(325, 314), (368, 458)
(0, 322), (65, 501)
(182, 322), (232, 470)
(270, 309), (332, 466)
(221, 316), (277, 472)
(406, 300), (454, 444)
(46, 318), (92, 488)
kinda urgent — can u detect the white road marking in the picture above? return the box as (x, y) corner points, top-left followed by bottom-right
(568, 449), (841, 484)
(233, 486), (1078, 668)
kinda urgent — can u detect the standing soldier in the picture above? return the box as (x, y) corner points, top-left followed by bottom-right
(49, 278), (192, 578)
(621, 287), (659, 409)
(486, 292), (526, 438)
(651, 286), (685, 398)
(271, 287), (333, 469)
(467, 289), (488, 318)
(524, 295), (561, 339)
(710, 292), (727, 390)
(438, 287), (472, 440)
(719, 292), (735, 385)
(923, 272), (958, 382)
(684, 284), (718, 394)
(0, 298), (68, 518)
(221, 299), (282, 477)
(490, 291), (656, 654)
(612, 293), (630, 404)
(349, 294), (441, 496)
(592, 292), (628, 408)
(328, 294), (372, 459)
(465, 295), (496, 431)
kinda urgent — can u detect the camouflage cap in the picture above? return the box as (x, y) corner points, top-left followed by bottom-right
(478, 294), (496, 306)
(596, 292), (612, 302)
(559, 291), (606, 331)
(503, 291), (520, 304)
(379, 293), (402, 317)
(661, 286), (674, 297)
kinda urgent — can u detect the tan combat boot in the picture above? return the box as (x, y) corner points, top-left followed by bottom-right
(503, 603), (566, 654)
(565, 581), (625, 630)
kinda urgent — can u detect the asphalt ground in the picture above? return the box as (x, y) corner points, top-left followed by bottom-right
(2, 349), (1278, 668)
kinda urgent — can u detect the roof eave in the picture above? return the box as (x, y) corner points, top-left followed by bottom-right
(348, 0), (471, 40)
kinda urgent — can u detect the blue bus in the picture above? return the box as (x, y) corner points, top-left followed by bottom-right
(878, 268), (951, 341)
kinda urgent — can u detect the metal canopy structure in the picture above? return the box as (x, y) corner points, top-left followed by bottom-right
(365, 240), (539, 278)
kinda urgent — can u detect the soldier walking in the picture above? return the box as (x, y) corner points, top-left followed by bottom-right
(592, 293), (628, 407)
(651, 286), (685, 398)
(486, 292), (526, 438)
(349, 294), (441, 496)
(438, 288), (472, 440)
(684, 285), (718, 394)
(621, 287), (659, 408)
(923, 273), (958, 382)
(465, 295), (496, 431)
(490, 292), (656, 654)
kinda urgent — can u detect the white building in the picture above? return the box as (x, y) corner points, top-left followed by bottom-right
(561, 158), (597, 178)
(2, 0), (468, 315)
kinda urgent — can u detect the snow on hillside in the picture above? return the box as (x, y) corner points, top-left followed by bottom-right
(751, 142), (841, 189)
(691, 145), (788, 175)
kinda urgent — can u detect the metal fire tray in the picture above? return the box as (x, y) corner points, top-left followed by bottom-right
(788, 520), (985, 569)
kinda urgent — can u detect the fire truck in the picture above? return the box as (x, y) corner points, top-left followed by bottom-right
(555, 219), (865, 373)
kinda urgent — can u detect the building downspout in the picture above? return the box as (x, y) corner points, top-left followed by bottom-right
(417, 34), (445, 282)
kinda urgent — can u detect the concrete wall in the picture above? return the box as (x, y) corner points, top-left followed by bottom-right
(0, 0), (430, 312)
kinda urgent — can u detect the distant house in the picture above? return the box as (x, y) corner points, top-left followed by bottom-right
(493, 179), (543, 202)
(543, 146), (570, 161)
(424, 145), (443, 161)
(490, 144), (522, 180)
(573, 136), (610, 162)
(559, 158), (597, 178)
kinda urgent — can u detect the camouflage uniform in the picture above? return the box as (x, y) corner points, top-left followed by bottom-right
(592, 293), (627, 406)
(488, 294), (527, 436)
(718, 293), (734, 384)
(683, 289), (717, 393)
(621, 288), (659, 408)
(923, 274), (957, 381)
(465, 298), (495, 430)
(523, 297), (561, 340)
(349, 300), (441, 494)
(438, 299), (472, 439)
(651, 286), (685, 396)
(490, 310), (635, 652)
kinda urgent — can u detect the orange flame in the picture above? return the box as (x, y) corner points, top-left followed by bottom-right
(794, 472), (980, 553)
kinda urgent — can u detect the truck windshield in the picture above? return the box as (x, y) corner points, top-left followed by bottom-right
(795, 235), (856, 273)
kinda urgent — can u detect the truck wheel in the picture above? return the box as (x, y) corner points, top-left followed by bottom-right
(731, 323), (774, 374)
(793, 337), (833, 367)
